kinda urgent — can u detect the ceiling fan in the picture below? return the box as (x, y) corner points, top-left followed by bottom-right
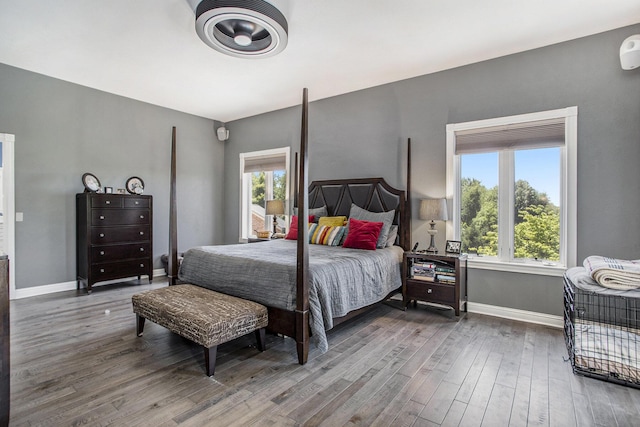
(190, 0), (288, 59)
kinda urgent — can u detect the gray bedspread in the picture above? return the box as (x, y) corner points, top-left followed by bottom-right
(178, 239), (403, 352)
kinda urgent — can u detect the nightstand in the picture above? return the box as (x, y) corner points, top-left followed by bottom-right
(402, 252), (467, 316)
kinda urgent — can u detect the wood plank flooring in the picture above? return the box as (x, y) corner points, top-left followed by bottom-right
(8, 278), (640, 426)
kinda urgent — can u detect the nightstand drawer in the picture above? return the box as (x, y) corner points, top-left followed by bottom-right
(406, 280), (455, 303)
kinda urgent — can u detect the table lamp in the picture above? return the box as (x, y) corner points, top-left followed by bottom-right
(265, 200), (285, 234)
(419, 198), (448, 253)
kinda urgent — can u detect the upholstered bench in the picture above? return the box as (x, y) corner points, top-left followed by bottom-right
(132, 284), (268, 376)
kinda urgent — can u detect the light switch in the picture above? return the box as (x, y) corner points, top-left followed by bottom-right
(16, 212), (23, 222)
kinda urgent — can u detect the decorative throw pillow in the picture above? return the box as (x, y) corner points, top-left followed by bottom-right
(348, 204), (395, 249)
(342, 218), (383, 250)
(310, 225), (346, 246)
(318, 216), (347, 227)
(386, 225), (398, 247)
(285, 215), (315, 240)
(293, 205), (327, 222)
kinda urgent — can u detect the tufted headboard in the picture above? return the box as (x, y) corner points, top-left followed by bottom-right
(307, 177), (408, 250)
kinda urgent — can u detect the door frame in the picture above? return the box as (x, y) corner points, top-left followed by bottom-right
(0, 134), (15, 299)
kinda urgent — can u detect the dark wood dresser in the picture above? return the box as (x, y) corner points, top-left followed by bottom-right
(76, 193), (153, 293)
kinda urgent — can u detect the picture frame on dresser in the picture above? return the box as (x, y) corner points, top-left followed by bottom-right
(445, 240), (461, 254)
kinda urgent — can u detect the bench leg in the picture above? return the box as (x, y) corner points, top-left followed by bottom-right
(204, 346), (217, 376)
(136, 315), (146, 336)
(255, 328), (266, 352)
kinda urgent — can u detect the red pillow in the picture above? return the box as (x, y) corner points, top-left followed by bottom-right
(343, 218), (383, 250)
(285, 215), (315, 240)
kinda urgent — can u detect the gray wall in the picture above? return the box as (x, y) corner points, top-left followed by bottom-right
(224, 24), (640, 316)
(0, 63), (225, 290)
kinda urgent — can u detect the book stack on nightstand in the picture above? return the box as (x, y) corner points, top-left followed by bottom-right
(411, 261), (436, 282)
(402, 252), (467, 316)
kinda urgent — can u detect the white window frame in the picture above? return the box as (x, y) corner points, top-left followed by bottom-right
(239, 147), (290, 242)
(0, 133), (15, 298)
(446, 107), (577, 276)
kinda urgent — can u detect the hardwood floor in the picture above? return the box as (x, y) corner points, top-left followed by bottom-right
(9, 278), (640, 426)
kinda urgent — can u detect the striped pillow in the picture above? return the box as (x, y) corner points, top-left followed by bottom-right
(307, 223), (318, 241)
(310, 225), (346, 246)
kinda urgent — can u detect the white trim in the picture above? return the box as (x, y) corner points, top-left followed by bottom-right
(447, 107), (576, 133)
(0, 133), (15, 300)
(467, 257), (566, 277)
(239, 146), (290, 241)
(14, 281), (77, 299)
(446, 106), (578, 269)
(13, 269), (166, 299)
(467, 302), (563, 329)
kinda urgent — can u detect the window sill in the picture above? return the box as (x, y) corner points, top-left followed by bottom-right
(466, 257), (566, 277)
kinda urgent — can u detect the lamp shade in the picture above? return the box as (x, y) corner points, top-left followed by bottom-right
(265, 199), (285, 215)
(419, 198), (448, 221)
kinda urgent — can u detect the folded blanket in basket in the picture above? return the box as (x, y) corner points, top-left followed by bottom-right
(583, 256), (640, 290)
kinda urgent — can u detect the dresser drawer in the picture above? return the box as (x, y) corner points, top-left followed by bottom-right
(91, 243), (151, 262)
(90, 259), (150, 281)
(406, 281), (455, 304)
(90, 195), (123, 208)
(91, 209), (150, 226)
(124, 197), (149, 208)
(90, 226), (150, 244)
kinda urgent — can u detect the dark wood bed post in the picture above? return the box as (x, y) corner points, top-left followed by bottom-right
(295, 88), (310, 365)
(293, 152), (299, 208)
(168, 126), (179, 286)
(405, 138), (412, 250)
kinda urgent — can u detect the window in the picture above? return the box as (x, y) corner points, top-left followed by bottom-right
(239, 147), (290, 240)
(446, 107), (577, 275)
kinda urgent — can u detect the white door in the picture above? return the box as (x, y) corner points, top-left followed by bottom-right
(0, 134), (15, 299)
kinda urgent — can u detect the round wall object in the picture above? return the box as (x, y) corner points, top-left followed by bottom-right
(82, 173), (101, 192)
(126, 177), (145, 194)
(195, 0), (288, 59)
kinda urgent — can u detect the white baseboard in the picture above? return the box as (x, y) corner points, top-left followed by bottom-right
(467, 302), (563, 329)
(13, 268), (166, 299)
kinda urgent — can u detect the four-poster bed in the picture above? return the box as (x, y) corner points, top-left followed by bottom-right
(168, 88), (412, 364)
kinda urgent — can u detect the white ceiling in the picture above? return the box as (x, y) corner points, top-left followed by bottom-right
(1, 0), (639, 122)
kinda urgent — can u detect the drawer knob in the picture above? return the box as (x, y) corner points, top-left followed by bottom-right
(135, 201), (139, 205)
(139, 231), (144, 235)
(100, 251), (105, 255)
(106, 200), (111, 205)
(99, 233), (105, 238)
(100, 268), (105, 273)
(139, 215), (144, 219)
(140, 248), (144, 252)
(99, 215), (105, 220)
(140, 264), (144, 268)
(427, 289), (433, 293)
